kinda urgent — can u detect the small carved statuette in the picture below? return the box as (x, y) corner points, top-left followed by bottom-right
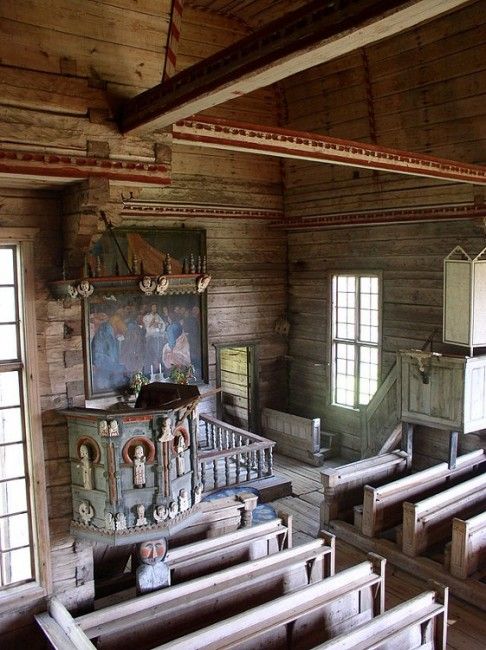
(136, 539), (169, 594)
(155, 275), (169, 295)
(175, 434), (186, 477)
(168, 501), (178, 519)
(133, 444), (146, 488)
(197, 274), (211, 293)
(159, 417), (173, 442)
(76, 279), (94, 298)
(79, 443), (93, 490)
(178, 489), (189, 512)
(67, 284), (78, 299)
(78, 500), (94, 526)
(108, 419), (119, 436)
(115, 512), (127, 531)
(135, 504), (148, 527)
(98, 420), (109, 437)
(139, 275), (156, 295)
(105, 512), (115, 531)
(194, 484), (203, 504)
(154, 505), (168, 523)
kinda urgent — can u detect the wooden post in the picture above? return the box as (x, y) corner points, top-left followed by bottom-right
(448, 431), (459, 469)
(401, 421), (413, 458)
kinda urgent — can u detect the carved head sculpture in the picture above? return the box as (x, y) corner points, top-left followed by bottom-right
(139, 538), (167, 565)
(137, 504), (145, 517)
(79, 444), (90, 460)
(134, 444), (145, 460)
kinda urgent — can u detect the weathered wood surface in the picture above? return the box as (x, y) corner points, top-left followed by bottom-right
(154, 555), (386, 650)
(361, 361), (401, 457)
(313, 585), (448, 650)
(78, 535), (335, 647)
(321, 451), (410, 525)
(402, 473), (486, 557)
(261, 407), (323, 465)
(448, 512), (486, 580)
(332, 519), (486, 612)
(362, 449), (486, 538)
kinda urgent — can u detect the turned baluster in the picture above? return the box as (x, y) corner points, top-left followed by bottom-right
(267, 446), (273, 475)
(201, 461), (206, 491)
(235, 451), (241, 483)
(225, 430), (230, 450)
(218, 427), (223, 450)
(257, 449), (264, 478)
(204, 420), (210, 447)
(246, 451), (251, 481)
(211, 423), (216, 450)
(213, 459), (219, 488)
(225, 456), (230, 485)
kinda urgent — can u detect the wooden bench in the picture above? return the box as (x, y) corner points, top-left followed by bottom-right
(361, 449), (486, 538)
(447, 511), (486, 579)
(261, 407), (323, 465)
(74, 534), (335, 648)
(402, 473), (486, 557)
(321, 451), (410, 525)
(166, 515), (292, 583)
(313, 583), (448, 650)
(154, 554), (386, 650)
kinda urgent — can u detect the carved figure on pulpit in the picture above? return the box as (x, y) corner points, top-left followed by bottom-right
(194, 484), (203, 504)
(175, 434), (186, 476)
(115, 512), (127, 531)
(154, 504), (168, 523)
(159, 417), (173, 442)
(133, 444), (146, 488)
(168, 501), (178, 519)
(136, 538), (169, 594)
(105, 512), (115, 531)
(78, 500), (94, 526)
(79, 444), (93, 490)
(179, 489), (189, 512)
(135, 504), (148, 526)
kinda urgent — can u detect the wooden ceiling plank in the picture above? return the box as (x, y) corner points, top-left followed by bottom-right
(120, 0), (471, 132)
(173, 116), (486, 185)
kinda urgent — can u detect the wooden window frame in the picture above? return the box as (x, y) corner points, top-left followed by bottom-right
(0, 229), (51, 613)
(330, 271), (382, 410)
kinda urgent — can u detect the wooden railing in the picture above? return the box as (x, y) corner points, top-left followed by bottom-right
(199, 414), (275, 492)
(360, 359), (401, 457)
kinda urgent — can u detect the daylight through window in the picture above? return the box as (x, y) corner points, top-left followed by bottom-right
(332, 274), (380, 408)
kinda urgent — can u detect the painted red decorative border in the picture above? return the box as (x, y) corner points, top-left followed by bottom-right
(174, 117), (486, 186)
(121, 202), (284, 220)
(0, 149), (170, 185)
(269, 204), (486, 230)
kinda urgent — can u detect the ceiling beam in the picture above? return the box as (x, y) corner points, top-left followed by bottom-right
(173, 117), (486, 185)
(120, 0), (470, 133)
(268, 204), (486, 230)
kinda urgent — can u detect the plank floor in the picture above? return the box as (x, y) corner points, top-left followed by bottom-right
(271, 453), (486, 650)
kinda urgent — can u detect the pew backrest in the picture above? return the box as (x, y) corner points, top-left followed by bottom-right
(167, 516), (290, 581)
(77, 533), (335, 647)
(449, 511), (486, 579)
(362, 449), (486, 538)
(153, 554), (386, 650)
(313, 583), (448, 650)
(321, 451), (410, 524)
(402, 472), (486, 557)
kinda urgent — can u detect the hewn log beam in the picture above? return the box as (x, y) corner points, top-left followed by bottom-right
(0, 148), (170, 186)
(268, 204), (486, 230)
(173, 117), (486, 185)
(120, 0), (470, 133)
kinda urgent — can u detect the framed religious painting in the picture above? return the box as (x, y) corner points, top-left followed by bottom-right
(82, 228), (208, 398)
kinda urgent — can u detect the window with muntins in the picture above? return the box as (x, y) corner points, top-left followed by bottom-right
(0, 245), (34, 589)
(332, 274), (380, 408)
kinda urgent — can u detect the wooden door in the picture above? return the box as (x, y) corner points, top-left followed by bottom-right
(216, 344), (258, 432)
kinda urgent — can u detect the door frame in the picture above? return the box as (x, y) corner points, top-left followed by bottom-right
(214, 342), (259, 432)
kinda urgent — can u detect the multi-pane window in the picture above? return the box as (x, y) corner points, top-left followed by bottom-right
(332, 274), (380, 408)
(0, 246), (34, 589)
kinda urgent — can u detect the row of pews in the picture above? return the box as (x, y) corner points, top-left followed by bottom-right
(322, 448), (486, 609)
(36, 514), (449, 649)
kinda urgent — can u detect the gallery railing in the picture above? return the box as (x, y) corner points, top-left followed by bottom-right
(198, 414), (275, 492)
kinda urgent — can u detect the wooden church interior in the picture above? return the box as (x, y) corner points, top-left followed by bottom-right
(0, 0), (485, 647)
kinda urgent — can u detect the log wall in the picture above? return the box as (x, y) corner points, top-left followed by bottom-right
(287, 219), (486, 458)
(281, 0), (486, 217)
